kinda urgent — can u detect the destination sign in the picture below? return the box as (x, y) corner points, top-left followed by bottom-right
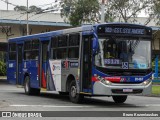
(97, 25), (151, 35)
(105, 27), (145, 35)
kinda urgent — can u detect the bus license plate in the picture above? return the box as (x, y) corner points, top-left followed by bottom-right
(123, 88), (133, 92)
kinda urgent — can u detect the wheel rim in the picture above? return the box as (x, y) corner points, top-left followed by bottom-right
(71, 85), (77, 98)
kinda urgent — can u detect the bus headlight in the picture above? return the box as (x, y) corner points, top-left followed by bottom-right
(97, 76), (112, 85)
(100, 77), (112, 85)
(143, 79), (152, 86)
(105, 80), (112, 85)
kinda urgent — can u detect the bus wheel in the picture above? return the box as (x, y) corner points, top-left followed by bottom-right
(69, 80), (83, 103)
(24, 76), (40, 95)
(112, 95), (127, 103)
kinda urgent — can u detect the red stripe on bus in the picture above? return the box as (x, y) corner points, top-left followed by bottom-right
(92, 76), (98, 82)
(105, 77), (121, 82)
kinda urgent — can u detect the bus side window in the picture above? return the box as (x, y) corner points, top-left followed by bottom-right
(57, 35), (67, 59)
(51, 33), (80, 59)
(51, 36), (58, 59)
(51, 35), (68, 59)
(68, 33), (80, 59)
(9, 43), (16, 60)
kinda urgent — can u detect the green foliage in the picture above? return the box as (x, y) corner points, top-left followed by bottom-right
(61, 0), (153, 26)
(0, 61), (6, 76)
(106, 0), (153, 23)
(61, 0), (100, 26)
(28, 5), (42, 13)
(14, 5), (42, 13)
(152, 0), (160, 25)
(14, 6), (27, 11)
(152, 86), (160, 95)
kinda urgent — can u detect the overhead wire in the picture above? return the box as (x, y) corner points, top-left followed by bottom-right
(0, 0), (17, 7)
(0, 0), (61, 21)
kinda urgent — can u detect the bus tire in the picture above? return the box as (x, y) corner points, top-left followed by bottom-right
(24, 76), (40, 95)
(112, 95), (127, 103)
(69, 80), (83, 103)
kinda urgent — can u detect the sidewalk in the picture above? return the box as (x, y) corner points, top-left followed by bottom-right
(0, 76), (6, 79)
(0, 76), (7, 84)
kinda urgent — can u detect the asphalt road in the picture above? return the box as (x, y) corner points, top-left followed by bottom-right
(0, 79), (160, 120)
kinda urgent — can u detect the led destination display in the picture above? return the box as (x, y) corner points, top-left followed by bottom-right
(97, 25), (152, 35)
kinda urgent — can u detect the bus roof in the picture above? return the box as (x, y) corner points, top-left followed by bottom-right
(8, 25), (93, 42)
(8, 23), (151, 43)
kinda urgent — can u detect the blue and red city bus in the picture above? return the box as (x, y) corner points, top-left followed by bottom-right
(7, 23), (152, 103)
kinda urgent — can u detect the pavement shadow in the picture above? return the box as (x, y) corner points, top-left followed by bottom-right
(82, 97), (141, 108)
(12, 92), (142, 108)
(0, 79), (8, 85)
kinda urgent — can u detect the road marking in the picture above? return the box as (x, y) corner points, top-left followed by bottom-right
(10, 104), (160, 108)
(145, 104), (160, 107)
(10, 105), (91, 108)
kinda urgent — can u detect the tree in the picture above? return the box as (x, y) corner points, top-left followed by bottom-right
(106, 0), (153, 24)
(61, 0), (154, 26)
(14, 6), (27, 11)
(152, 0), (160, 25)
(14, 5), (42, 13)
(29, 5), (42, 13)
(61, 0), (100, 26)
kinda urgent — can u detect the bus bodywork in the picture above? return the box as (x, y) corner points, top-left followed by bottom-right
(7, 23), (152, 103)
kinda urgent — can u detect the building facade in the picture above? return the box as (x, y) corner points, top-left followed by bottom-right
(0, 10), (160, 61)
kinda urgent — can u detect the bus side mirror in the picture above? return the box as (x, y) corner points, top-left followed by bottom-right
(92, 38), (98, 54)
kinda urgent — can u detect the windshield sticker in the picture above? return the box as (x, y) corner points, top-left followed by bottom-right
(122, 62), (129, 69)
(134, 62), (147, 69)
(104, 59), (122, 65)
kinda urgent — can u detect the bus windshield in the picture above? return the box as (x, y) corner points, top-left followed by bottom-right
(95, 36), (151, 69)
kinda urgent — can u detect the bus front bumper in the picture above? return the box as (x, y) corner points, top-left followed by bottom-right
(93, 81), (152, 96)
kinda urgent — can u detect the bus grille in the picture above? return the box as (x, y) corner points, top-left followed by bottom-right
(111, 89), (143, 94)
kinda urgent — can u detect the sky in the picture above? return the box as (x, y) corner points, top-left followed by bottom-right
(0, 0), (146, 17)
(0, 0), (59, 10)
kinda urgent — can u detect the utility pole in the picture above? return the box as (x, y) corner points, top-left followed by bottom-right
(101, 0), (105, 23)
(5, 0), (9, 10)
(27, 0), (29, 35)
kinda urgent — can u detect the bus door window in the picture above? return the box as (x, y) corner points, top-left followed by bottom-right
(40, 41), (49, 89)
(9, 43), (16, 60)
(81, 35), (92, 89)
(24, 41), (32, 60)
(17, 44), (23, 85)
(32, 40), (39, 60)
